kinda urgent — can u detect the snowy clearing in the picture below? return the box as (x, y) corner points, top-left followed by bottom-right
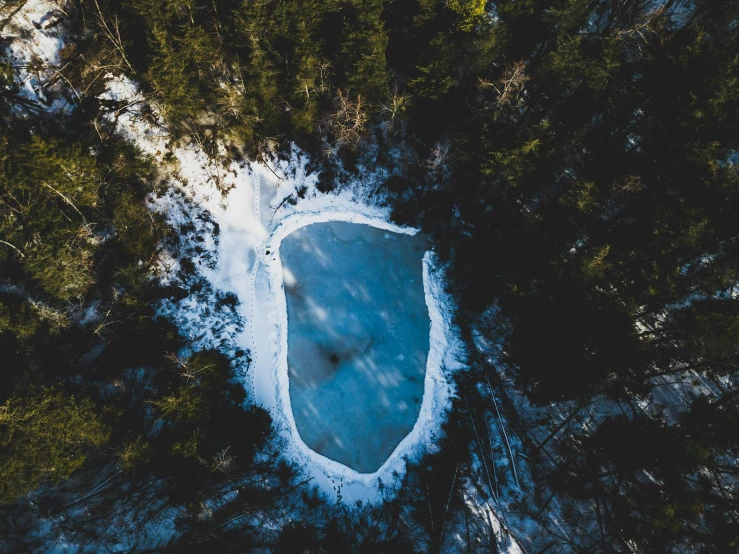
(97, 74), (465, 503)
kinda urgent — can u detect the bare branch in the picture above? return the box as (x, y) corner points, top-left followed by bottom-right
(88, 0), (135, 74)
(0, 239), (25, 257)
(42, 181), (87, 220)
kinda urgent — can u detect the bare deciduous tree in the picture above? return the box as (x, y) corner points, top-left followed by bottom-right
(380, 88), (410, 133)
(213, 446), (235, 473)
(478, 60), (528, 113)
(425, 140), (451, 171)
(325, 89), (368, 150)
(164, 352), (215, 381)
(298, 58), (332, 99)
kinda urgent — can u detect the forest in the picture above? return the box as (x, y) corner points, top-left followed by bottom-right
(1, 0), (739, 551)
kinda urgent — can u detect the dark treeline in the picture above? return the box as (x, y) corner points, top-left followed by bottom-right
(1, 0), (739, 551)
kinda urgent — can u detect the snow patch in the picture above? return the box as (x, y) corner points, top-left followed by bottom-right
(1, 0), (75, 115)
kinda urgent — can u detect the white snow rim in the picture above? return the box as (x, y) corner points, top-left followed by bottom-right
(259, 206), (457, 501)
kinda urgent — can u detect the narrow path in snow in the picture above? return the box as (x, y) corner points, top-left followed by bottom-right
(251, 175), (281, 410)
(248, 175), (262, 401)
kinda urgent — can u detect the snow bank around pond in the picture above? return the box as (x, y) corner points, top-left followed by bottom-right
(259, 213), (457, 501)
(98, 74), (465, 502)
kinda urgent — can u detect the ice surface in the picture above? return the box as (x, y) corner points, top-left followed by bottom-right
(280, 222), (431, 473)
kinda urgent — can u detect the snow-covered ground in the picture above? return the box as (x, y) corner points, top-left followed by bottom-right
(1, 0), (76, 115)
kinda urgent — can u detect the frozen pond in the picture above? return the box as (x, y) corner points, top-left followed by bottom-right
(280, 222), (430, 473)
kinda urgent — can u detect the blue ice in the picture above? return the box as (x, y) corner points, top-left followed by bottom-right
(280, 221), (430, 473)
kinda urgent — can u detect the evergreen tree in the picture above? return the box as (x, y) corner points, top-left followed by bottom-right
(0, 388), (110, 504)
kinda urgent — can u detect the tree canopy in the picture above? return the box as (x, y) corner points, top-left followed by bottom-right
(1, 0), (739, 550)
